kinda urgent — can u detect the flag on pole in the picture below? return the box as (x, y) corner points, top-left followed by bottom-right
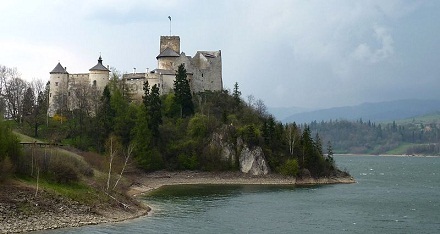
(168, 16), (171, 21)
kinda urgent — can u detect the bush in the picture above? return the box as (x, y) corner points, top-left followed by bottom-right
(0, 157), (14, 181)
(177, 153), (199, 170)
(279, 159), (299, 177)
(49, 160), (79, 184)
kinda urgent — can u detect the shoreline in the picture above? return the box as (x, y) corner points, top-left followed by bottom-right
(335, 153), (440, 157)
(1, 172), (354, 233)
(126, 171), (356, 197)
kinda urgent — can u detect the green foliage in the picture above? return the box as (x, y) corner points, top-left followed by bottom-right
(307, 118), (440, 155)
(0, 119), (21, 179)
(148, 84), (163, 139)
(232, 82), (241, 108)
(136, 148), (164, 171)
(162, 93), (180, 118)
(279, 159), (299, 177)
(239, 124), (261, 147)
(173, 64), (194, 117)
(177, 153), (199, 170)
(6, 70), (343, 177)
(95, 85), (114, 152)
(187, 114), (209, 138)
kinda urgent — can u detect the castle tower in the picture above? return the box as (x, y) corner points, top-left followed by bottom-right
(156, 36), (180, 70)
(160, 36), (180, 54)
(48, 62), (69, 117)
(89, 56), (110, 90)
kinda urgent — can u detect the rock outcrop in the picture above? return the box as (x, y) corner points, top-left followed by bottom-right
(209, 126), (270, 175)
(239, 145), (270, 175)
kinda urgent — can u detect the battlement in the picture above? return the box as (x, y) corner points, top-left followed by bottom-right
(160, 36), (180, 53)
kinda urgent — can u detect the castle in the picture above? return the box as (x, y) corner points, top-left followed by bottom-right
(48, 35), (222, 116)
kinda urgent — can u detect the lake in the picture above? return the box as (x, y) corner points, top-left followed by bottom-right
(40, 155), (440, 233)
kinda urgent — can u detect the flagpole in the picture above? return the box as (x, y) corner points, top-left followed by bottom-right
(168, 16), (172, 36)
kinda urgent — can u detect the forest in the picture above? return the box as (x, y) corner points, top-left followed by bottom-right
(306, 117), (440, 155)
(0, 64), (340, 180)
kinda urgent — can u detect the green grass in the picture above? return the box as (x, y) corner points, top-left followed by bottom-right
(385, 143), (418, 155)
(19, 176), (109, 205)
(13, 131), (46, 143)
(382, 112), (440, 125)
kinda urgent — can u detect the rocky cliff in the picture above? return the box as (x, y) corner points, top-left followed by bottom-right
(210, 126), (270, 175)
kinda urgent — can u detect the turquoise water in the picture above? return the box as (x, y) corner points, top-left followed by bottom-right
(41, 156), (440, 233)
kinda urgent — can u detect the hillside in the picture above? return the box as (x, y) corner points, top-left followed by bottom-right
(307, 111), (440, 155)
(0, 129), (148, 233)
(282, 99), (440, 124)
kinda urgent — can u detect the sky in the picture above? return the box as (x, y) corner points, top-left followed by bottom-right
(1, 0), (440, 109)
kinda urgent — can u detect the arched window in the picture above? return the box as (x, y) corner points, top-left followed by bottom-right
(93, 80), (97, 87)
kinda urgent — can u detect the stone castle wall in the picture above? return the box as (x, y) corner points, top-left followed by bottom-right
(160, 36), (180, 53)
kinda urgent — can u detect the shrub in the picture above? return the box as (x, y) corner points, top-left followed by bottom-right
(279, 159), (299, 177)
(0, 157), (14, 181)
(177, 153), (198, 170)
(49, 160), (79, 184)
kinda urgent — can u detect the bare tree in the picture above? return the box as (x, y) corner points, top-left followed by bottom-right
(106, 135), (121, 191)
(112, 143), (134, 191)
(286, 123), (299, 156)
(255, 99), (268, 117)
(247, 94), (255, 108)
(4, 74), (28, 122)
(31, 79), (44, 100)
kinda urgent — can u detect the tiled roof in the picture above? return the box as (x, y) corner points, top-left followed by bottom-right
(156, 47), (180, 59)
(89, 56), (110, 71)
(50, 62), (67, 74)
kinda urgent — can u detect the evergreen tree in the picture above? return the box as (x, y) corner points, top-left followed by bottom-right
(96, 86), (114, 152)
(326, 140), (335, 165)
(142, 80), (150, 111)
(173, 64), (194, 117)
(148, 84), (162, 140)
(232, 82), (241, 107)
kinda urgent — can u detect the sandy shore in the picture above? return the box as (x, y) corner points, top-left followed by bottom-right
(126, 171), (356, 197)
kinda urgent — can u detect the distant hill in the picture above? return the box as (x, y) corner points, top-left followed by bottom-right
(267, 106), (311, 121)
(387, 111), (440, 125)
(282, 99), (440, 124)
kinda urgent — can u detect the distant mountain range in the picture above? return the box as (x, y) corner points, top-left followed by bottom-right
(266, 106), (312, 121)
(269, 99), (440, 124)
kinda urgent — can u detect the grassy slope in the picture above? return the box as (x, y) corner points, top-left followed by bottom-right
(382, 112), (440, 125)
(13, 131), (45, 143)
(8, 131), (136, 208)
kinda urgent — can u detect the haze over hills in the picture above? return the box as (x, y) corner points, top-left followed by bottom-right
(272, 99), (440, 124)
(266, 106), (312, 121)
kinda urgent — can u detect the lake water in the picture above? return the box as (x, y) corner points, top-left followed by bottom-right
(41, 155), (439, 233)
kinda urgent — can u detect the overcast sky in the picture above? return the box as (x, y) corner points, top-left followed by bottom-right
(1, 0), (439, 109)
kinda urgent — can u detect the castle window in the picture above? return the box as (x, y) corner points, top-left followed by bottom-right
(55, 82), (59, 86)
(93, 80), (97, 87)
(50, 93), (52, 97)
(202, 73), (204, 77)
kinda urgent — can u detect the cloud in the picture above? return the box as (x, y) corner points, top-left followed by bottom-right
(351, 25), (394, 63)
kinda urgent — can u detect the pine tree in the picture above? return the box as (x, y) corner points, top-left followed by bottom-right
(232, 82), (241, 108)
(96, 86), (114, 152)
(173, 64), (194, 117)
(142, 80), (150, 111)
(148, 84), (162, 140)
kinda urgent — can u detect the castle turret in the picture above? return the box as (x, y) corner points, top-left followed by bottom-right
(89, 56), (110, 90)
(156, 36), (180, 70)
(48, 62), (68, 117)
